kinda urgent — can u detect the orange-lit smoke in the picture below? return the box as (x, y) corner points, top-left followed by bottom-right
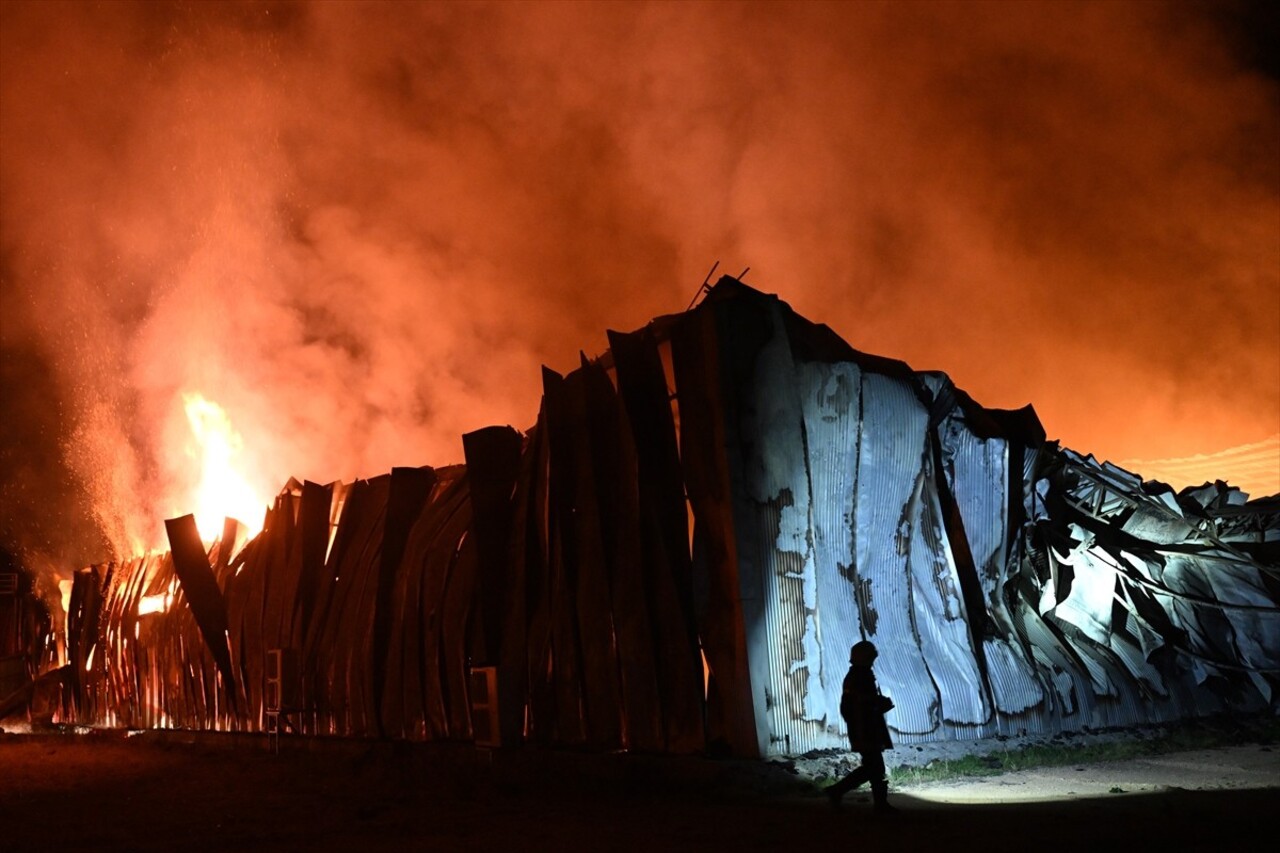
(1, 1), (1276, 569)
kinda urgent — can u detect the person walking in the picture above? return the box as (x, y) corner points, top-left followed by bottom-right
(827, 640), (897, 813)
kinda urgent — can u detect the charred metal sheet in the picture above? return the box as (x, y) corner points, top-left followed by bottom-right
(608, 326), (704, 753)
(607, 328), (696, 622)
(222, 542), (253, 715)
(559, 361), (624, 749)
(887, 379), (994, 733)
(382, 478), (438, 739)
(165, 515), (236, 694)
(522, 408), (557, 745)
(418, 468), (471, 739)
(979, 636), (1046, 720)
(214, 517), (246, 577)
(101, 556), (137, 725)
(919, 376), (992, 662)
(540, 366), (588, 746)
(100, 556), (141, 726)
(292, 481), (333, 650)
(238, 512), (272, 722)
(386, 469), (466, 739)
(373, 466), (434, 735)
(717, 292), (809, 758)
(328, 475), (390, 734)
(584, 357), (664, 753)
(442, 516), (478, 738)
(177, 564), (225, 728)
(495, 424), (537, 746)
(463, 427), (522, 665)
(261, 490), (301, 651)
(1038, 449), (1279, 722)
(88, 563), (117, 724)
(1159, 551), (1280, 671)
(65, 567), (103, 719)
(670, 303), (759, 758)
(308, 476), (387, 735)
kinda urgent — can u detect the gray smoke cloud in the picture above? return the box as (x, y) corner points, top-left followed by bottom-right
(2, 0), (1277, 571)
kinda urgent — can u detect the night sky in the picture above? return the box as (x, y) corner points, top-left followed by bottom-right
(1, 0), (1277, 573)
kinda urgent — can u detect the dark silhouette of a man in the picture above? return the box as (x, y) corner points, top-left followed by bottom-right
(827, 640), (896, 813)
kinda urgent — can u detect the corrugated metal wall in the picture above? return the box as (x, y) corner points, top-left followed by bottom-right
(689, 284), (1279, 756)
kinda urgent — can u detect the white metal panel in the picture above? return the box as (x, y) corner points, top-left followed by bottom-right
(981, 636), (1045, 715)
(729, 301), (821, 756)
(908, 447), (991, 725)
(855, 372), (939, 736)
(798, 360), (865, 741)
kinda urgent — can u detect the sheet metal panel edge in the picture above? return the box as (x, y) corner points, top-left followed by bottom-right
(799, 360), (865, 750)
(907, 442), (991, 727)
(723, 298), (817, 756)
(853, 371), (939, 739)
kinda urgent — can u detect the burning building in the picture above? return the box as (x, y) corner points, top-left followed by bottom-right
(5, 277), (1278, 757)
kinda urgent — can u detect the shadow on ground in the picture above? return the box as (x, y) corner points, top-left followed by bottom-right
(2, 730), (1277, 852)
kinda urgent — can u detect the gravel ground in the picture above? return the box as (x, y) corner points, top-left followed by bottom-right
(2, 720), (1278, 852)
(787, 716), (1279, 783)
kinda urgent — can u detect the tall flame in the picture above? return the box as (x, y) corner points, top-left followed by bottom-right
(182, 393), (265, 542)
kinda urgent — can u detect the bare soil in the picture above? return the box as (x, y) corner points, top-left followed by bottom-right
(2, 728), (1277, 852)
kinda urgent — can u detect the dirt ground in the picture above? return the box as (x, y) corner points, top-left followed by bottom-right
(2, 728), (1278, 852)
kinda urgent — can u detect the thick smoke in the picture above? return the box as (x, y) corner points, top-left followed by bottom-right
(1, 0), (1277, 570)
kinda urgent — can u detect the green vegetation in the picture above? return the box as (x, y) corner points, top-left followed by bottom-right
(881, 714), (1280, 787)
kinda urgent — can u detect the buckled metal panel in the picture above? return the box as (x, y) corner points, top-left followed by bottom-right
(852, 372), (940, 739)
(798, 360), (864, 742)
(723, 298), (819, 757)
(908, 442), (990, 727)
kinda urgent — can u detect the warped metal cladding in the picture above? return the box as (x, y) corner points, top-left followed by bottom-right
(703, 291), (1003, 754)
(853, 371), (940, 739)
(715, 293), (1050, 753)
(726, 305), (819, 757)
(908, 438), (990, 729)
(939, 406), (1046, 722)
(1027, 452), (1280, 726)
(798, 360), (866, 740)
(681, 282), (1278, 757)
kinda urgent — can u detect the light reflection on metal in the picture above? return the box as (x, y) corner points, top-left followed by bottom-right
(676, 281), (1278, 755)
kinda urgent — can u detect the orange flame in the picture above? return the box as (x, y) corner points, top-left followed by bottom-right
(182, 393), (265, 542)
(59, 579), (73, 618)
(137, 592), (173, 616)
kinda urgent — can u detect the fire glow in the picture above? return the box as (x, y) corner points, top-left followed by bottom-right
(182, 393), (265, 542)
(137, 591), (173, 617)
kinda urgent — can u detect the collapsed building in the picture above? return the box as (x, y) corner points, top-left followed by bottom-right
(4, 278), (1278, 757)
